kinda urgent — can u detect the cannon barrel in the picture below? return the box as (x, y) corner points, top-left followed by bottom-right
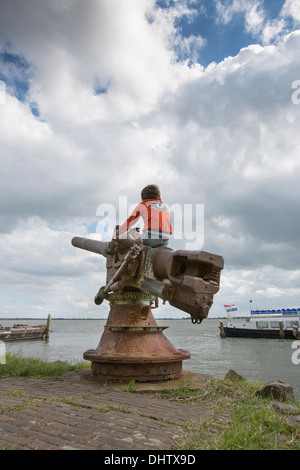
(71, 236), (110, 258)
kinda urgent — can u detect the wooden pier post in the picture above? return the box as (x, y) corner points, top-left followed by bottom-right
(45, 314), (51, 341)
(293, 326), (300, 340)
(220, 321), (225, 337)
(279, 321), (285, 339)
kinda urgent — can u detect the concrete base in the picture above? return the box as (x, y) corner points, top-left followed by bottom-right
(91, 359), (185, 382)
(62, 368), (213, 392)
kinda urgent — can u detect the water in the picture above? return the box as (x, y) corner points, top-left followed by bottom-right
(2, 318), (300, 398)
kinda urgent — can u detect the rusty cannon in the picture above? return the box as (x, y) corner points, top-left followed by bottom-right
(71, 229), (224, 382)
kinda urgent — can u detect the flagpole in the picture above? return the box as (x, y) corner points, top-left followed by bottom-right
(224, 304), (237, 321)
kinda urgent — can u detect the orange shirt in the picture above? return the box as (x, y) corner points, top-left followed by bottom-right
(119, 199), (172, 238)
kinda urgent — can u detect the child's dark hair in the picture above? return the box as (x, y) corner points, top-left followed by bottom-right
(141, 184), (161, 200)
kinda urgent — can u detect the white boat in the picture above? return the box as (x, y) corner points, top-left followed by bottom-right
(219, 307), (300, 339)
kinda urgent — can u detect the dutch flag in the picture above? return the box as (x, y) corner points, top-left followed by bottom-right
(224, 304), (238, 313)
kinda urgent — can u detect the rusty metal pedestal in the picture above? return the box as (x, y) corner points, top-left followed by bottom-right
(83, 292), (190, 382)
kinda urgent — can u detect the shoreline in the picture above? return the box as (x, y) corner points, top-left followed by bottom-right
(0, 317), (228, 320)
(1, 354), (300, 450)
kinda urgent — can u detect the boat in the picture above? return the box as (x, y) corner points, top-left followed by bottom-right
(219, 306), (300, 339)
(0, 315), (51, 342)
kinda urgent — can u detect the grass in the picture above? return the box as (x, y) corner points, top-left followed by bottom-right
(0, 352), (89, 378)
(1, 354), (300, 450)
(155, 378), (300, 450)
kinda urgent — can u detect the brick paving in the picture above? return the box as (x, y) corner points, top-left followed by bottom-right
(0, 377), (211, 450)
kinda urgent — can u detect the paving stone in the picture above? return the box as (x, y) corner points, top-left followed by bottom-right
(0, 376), (210, 450)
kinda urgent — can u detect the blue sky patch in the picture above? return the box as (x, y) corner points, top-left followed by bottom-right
(162, 0), (289, 66)
(0, 51), (31, 102)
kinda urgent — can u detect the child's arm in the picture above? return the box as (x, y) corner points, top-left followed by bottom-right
(118, 204), (142, 234)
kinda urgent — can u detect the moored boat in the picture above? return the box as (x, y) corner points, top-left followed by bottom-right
(0, 315), (51, 342)
(220, 306), (300, 339)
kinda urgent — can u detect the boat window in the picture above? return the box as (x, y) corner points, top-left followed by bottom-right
(270, 322), (280, 328)
(256, 321), (269, 329)
(285, 321), (299, 328)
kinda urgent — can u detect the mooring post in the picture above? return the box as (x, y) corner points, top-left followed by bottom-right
(45, 314), (51, 341)
(279, 321), (285, 339)
(219, 321), (225, 337)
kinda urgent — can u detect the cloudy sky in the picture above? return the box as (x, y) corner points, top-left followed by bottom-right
(0, 0), (300, 319)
